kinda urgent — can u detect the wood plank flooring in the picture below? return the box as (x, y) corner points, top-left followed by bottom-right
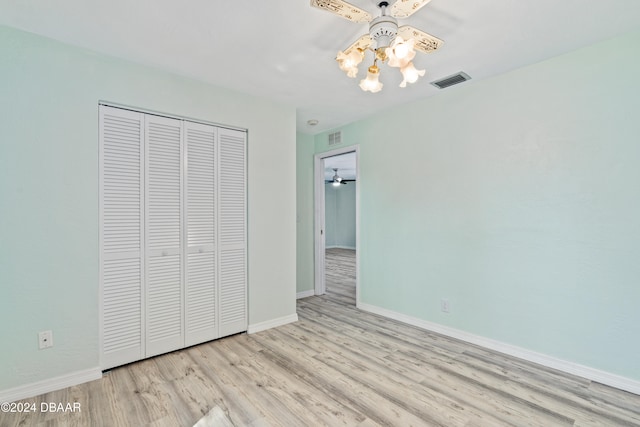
(2, 248), (639, 426)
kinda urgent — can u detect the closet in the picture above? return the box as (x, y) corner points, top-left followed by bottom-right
(99, 105), (246, 370)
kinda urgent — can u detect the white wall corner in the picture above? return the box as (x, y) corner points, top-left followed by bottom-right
(296, 290), (315, 299)
(357, 302), (640, 396)
(248, 313), (299, 334)
(0, 367), (102, 403)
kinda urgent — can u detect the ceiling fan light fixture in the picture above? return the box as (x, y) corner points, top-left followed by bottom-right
(312, 0), (443, 94)
(337, 49), (364, 77)
(386, 36), (416, 68)
(399, 61), (425, 87)
(332, 168), (344, 186)
(359, 65), (383, 93)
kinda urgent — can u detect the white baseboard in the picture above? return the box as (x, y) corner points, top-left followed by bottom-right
(326, 245), (356, 250)
(296, 290), (315, 299)
(357, 302), (640, 396)
(247, 313), (299, 334)
(0, 367), (102, 403)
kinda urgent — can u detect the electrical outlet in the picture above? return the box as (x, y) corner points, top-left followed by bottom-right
(38, 330), (53, 349)
(441, 298), (450, 313)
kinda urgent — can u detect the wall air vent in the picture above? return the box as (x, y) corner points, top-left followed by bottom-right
(431, 72), (471, 89)
(328, 131), (342, 146)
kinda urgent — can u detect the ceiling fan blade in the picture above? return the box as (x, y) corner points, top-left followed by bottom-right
(398, 25), (443, 54)
(310, 0), (372, 23)
(389, 0), (432, 18)
(342, 34), (373, 54)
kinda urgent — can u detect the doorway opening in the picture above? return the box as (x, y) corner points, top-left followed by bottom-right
(314, 146), (359, 306)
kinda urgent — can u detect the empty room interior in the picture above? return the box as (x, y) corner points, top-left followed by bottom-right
(1, 0), (640, 425)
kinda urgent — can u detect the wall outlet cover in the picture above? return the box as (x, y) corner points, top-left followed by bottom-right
(38, 330), (53, 349)
(441, 299), (450, 313)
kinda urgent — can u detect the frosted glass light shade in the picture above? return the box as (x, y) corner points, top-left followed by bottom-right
(359, 66), (383, 93)
(385, 37), (416, 68)
(337, 49), (364, 78)
(399, 62), (425, 87)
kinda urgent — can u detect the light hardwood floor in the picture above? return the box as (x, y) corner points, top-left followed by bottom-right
(2, 248), (639, 426)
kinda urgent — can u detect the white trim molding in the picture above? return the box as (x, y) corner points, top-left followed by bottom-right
(296, 290), (315, 299)
(314, 145), (360, 301)
(358, 302), (640, 396)
(247, 314), (299, 334)
(0, 368), (102, 403)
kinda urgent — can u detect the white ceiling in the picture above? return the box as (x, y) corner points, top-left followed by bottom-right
(324, 152), (357, 181)
(1, 0), (639, 135)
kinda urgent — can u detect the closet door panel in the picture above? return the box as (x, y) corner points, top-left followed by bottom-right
(101, 106), (248, 367)
(145, 116), (184, 357)
(218, 128), (247, 337)
(185, 252), (216, 345)
(146, 254), (182, 354)
(102, 257), (143, 366)
(100, 106), (145, 369)
(185, 122), (218, 346)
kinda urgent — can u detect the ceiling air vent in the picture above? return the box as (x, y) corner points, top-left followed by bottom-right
(328, 131), (342, 146)
(431, 72), (471, 89)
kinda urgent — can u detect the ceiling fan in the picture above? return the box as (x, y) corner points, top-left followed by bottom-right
(327, 168), (351, 186)
(310, 0), (444, 92)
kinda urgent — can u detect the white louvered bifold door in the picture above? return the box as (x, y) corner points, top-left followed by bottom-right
(145, 115), (184, 357)
(99, 106), (145, 370)
(101, 106), (247, 369)
(218, 128), (247, 337)
(184, 122), (218, 346)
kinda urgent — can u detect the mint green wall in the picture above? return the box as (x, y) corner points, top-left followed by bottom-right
(296, 132), (315, 294)
(301, 30), (640, 381)
(325, 183), (356, 249)
(325, 183), (337, 247)
(0, 25), (296, 391)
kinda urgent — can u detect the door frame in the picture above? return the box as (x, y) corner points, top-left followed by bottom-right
(314, 145), (360, 304)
